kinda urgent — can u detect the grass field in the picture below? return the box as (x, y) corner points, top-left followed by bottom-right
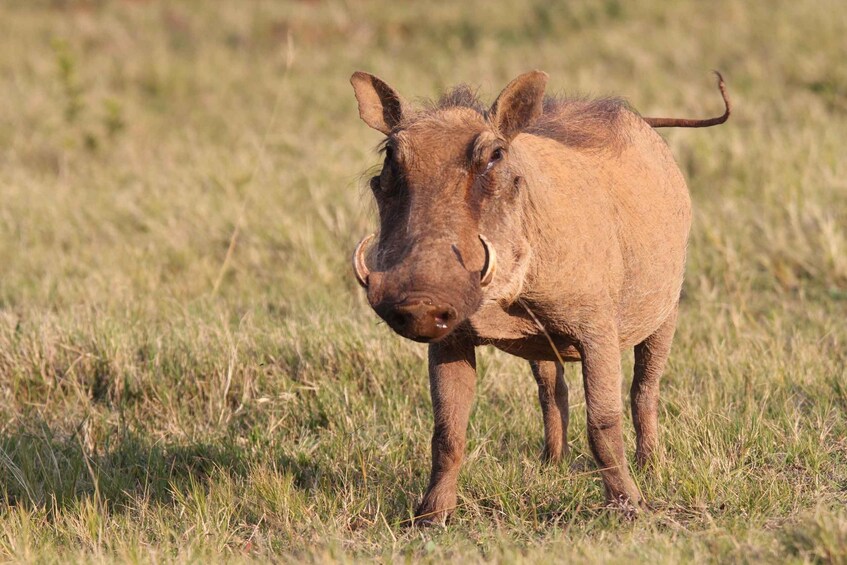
(1, 0), (846, 562)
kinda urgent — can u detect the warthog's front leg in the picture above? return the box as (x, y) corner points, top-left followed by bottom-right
(530, 360), (569, 464)
(580, 327), (642, 508)
(415, 337), (477, 525)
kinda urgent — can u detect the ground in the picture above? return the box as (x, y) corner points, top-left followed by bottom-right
(1, 1), (846, 563)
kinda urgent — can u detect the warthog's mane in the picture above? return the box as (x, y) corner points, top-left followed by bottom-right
(425, 85), (632, 151)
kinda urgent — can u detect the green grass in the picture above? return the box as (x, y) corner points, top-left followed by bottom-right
(1, 0), (846, 562)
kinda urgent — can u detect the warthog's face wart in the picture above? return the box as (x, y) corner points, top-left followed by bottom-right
(351, 71), (547, 342)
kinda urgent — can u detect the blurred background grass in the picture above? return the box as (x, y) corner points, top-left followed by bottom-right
(0, 1), (845, 562)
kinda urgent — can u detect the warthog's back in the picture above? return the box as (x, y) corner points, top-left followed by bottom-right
(481, 109), (691, 352)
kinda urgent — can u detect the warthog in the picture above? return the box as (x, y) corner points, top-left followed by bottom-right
(350, 70), (730, 522)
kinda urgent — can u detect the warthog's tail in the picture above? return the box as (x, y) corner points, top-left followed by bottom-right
(643, 71), (731, 128)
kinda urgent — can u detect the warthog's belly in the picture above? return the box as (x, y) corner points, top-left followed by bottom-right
(479, 336), (582, 362)
(467, 302), (581, 362)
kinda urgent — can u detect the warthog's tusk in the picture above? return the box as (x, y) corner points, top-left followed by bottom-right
(352, 233), (375, 288)
(479, 234), (496, 287)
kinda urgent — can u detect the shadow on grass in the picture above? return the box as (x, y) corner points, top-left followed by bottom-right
(0, 417), (336, 515)
(0, 421), (244, 511)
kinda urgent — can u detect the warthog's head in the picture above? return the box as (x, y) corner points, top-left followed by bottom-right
(351, 71), (547, 343)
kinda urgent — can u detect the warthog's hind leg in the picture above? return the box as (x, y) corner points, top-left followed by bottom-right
(530, 360), (569, 464)
(631, 305), (678, 467)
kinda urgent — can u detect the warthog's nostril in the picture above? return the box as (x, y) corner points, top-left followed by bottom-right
(389, 311), (409, 330)
(433, 309), (454, 330)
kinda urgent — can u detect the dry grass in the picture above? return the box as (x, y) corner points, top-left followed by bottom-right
(1, 0), (846, 562)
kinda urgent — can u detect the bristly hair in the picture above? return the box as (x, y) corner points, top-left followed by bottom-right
(423, 85), (632, 151)
(526, 96), (632, 151)
(430, 84), (486, 114)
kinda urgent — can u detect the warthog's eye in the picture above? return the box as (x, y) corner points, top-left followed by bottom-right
(485, 147), (504, 172)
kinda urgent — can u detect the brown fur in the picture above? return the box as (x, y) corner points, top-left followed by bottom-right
(350, 70), (728, 523)
(429, 85), (631, 151)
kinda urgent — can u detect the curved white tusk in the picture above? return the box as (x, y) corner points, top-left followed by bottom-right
(479, 234), (496, 287)
(352, 233), (375, 288)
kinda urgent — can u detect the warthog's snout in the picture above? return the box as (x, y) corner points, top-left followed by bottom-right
(375, 296), (458, 342)
(353, 233), (497, 342)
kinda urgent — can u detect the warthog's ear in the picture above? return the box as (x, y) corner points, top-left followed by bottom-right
(350, 72), (407, 135)
(489, 70), (548, 141)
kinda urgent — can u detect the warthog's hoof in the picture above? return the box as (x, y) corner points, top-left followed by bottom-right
(606, 494), (650, 520)
(541, 444), (570, 466)
(411, 509), (450, 527)
(413, 488), (457, 527)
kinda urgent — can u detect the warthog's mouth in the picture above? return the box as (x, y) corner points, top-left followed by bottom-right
(352, 234), (496, 342)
